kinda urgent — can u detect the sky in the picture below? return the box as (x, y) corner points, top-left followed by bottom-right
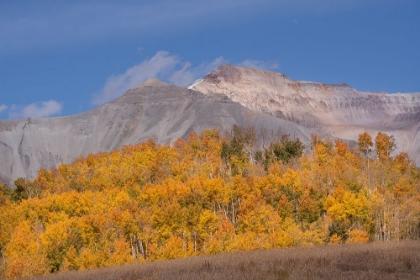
(0, 0), (419, 120)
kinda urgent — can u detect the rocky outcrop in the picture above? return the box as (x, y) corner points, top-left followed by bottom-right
(0, 78), (316, 186)
(189, 64), (420, 164)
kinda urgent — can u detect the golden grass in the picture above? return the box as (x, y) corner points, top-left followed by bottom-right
(31, 241), (420, 280)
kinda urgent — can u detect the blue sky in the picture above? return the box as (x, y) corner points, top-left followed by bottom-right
(0, 0), (419, 119)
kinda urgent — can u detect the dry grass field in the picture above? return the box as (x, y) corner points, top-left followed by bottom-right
(31, 241), (420, 280)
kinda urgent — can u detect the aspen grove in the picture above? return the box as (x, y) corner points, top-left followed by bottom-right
(0, 127), (419, 278)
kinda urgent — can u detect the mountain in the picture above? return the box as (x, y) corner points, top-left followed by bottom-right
(0, 78), (315, 187)
(189, 64), (420, 164)
(2, 65), (418, 187)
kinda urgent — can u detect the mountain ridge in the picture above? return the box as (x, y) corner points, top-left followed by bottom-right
(190, 64), (420, 164)
(1, 64), (419, 186)
(0, 78), (316, 187)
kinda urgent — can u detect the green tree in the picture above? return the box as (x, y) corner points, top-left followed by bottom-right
(263, 135), (304, 167)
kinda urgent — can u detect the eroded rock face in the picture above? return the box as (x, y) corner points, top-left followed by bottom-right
(189, 64), (420, 164)
(0, 79), (316, 186)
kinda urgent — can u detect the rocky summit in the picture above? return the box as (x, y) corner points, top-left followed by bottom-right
(190, 64), (420, 165)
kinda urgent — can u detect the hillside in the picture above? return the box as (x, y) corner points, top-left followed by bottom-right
(189, 64), (420, 164)
(0, 78), (315, 187)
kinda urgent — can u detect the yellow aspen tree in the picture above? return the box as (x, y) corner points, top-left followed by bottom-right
(62, 245), (79, 271)
(204, 217), (235, 254)
(334, 139), (348, 157)
(358, 132), (373, 157)
(41, 221), (69, 273)
(107, 237), (132, 265)
(329, 234), (342, 244)
(375, 132), (396, 160)
(4, 221), (46, 278)
(347, 229), (369, 243)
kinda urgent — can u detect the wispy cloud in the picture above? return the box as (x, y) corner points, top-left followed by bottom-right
(93, 51), (227, 105)
(93, 51), (179, 105)
(8, 100), (62, 119)
(94, 50), (280, 105)
(0, 104), (7, 114)
(169, 56), (227, 87)
(240, 59), (279, 71)
(2, 54), (278, 117)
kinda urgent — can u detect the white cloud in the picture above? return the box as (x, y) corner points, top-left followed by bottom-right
(8, 100), (62, 119)
(93, 50), (282, 106)
(240, 59), (279, 71)
(92, 51), (179, 105)
(169, 56), (227, 87)
(93, 51), (227, 105)
(0, 104), (7, 114)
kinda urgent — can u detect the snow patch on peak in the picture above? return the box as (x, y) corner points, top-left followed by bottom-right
(187, 78), (203, 90)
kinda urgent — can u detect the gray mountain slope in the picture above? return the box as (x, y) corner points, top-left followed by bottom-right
(0, 78), (317, 187)
(190, 64), (420, 164)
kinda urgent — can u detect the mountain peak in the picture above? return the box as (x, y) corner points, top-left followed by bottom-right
(133, 78), (169, 89)
(202, 64), (293, 86)
(111, 77), (212, 105)
(110, 78), (174, 104)
(203, 64), (242, 85)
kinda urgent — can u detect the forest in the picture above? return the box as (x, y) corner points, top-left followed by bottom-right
(0, 127), (419, 278)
